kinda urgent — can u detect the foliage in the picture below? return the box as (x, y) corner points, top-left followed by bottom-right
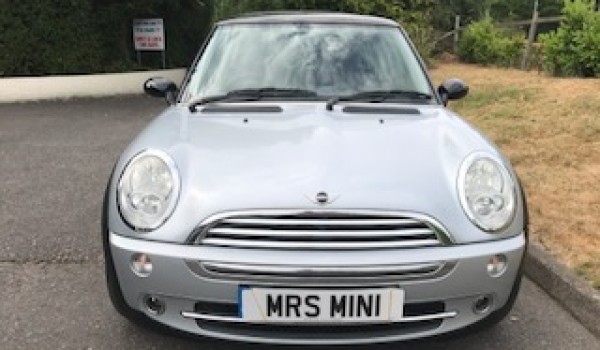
(214, 0), (436, 62)
(0, 0), (213, 76)
(0, 0), (589, 76)
(431, 0), (564, 31)
(92, 0), (213, 72)
(0, 0), (103, 76)
(539, 0), (600, 77)
(457, 18), (525, 67)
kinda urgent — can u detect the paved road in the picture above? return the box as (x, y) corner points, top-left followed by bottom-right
(0, 96), (598, 350)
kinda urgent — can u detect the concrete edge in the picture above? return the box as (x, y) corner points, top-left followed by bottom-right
(524, 242), (600, 338)
(0, 69), (187, 103)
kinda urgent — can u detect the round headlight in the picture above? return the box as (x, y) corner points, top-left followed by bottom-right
(117, 150), (180, 231)
(458, 153), (516, 232)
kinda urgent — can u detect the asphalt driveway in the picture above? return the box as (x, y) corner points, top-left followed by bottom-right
(0, 96), (598, 349)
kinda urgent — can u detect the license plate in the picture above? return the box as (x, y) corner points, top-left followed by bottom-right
(239, 287), (404, 323)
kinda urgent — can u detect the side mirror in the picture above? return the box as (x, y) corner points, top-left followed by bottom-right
(144, 77), (178, 105)
(438, 78), (469, 106)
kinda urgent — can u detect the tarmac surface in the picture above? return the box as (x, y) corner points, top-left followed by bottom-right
(0, 96), (598, 349)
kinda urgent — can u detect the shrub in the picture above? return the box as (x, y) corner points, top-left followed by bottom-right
(215, 0), (437, 64)
(0, 1), (104, 76)
(458, 18), (525, 67)
(539, 0), (600, 77)
(0, 0), (213, 76)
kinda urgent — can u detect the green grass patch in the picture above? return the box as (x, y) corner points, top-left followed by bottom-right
(453, 85), (534, 111)
(575, 261), (600, 290)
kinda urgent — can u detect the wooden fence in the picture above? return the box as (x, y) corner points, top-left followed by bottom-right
(437, 1), (564, 70)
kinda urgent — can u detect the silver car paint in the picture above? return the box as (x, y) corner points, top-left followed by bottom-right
(109, 232), (524, 344)
(106, 14), (527, 343)
(106, 100), (526, 343)
(107, 102), (525, 244)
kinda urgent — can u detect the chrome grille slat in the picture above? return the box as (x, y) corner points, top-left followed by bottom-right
(200, 261), (444, 277)
(186, 259), (457, 284)
(220, 218), (422, 226)
(181, 310), (458, 324)
(208, 227), (436, 238)
(193, 210), (452, 250)
(201, 238), (441, 250)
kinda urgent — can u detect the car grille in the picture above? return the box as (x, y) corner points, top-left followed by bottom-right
(186, 259), (455, 284)
(184, 300), (449, 342)
(190, 210), (452, 250)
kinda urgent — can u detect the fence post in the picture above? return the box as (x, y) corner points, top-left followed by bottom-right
(521, 0), (539, 70)
(453, 15), (461, 54)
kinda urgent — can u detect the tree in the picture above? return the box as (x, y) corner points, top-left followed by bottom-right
(431, 0), (564, 31)
(212, 0), (437, 60)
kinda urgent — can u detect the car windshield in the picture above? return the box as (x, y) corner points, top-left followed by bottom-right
(182, 23), (433, 102)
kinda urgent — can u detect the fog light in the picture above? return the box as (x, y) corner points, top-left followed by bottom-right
(131, 253), (152, 277)
(487, 254), (507, 277)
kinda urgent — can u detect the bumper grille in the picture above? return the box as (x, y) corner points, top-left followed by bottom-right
(191, 210), (451, 250)
(186, 260), (454, 284)
(185, 300), (449, 342)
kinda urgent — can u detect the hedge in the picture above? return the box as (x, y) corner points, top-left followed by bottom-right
(0, 0), (213, 76)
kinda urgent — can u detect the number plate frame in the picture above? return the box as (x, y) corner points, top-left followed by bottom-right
(238, 287), (404, 324)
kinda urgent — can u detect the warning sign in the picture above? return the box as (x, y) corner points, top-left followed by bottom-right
(133, 18), (165, 51)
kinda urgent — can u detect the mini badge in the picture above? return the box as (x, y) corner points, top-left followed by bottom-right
(306, 191), (340, 206)
(316, 192), (329, 204)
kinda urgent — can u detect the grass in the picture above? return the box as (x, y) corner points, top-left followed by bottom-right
(575, 260), (600, 290)
(431, 63), (600, 289)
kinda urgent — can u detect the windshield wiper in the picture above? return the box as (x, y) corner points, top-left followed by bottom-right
(325, 90), (433, 111)
(189, 88), (319, 112)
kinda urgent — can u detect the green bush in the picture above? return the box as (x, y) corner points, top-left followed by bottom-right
(215, 0), (436, 63)
(458, 18), (525, 67)
(539, 0), (600, 77)
(0, 0), (213, 76)
(0, 0), (103, 76)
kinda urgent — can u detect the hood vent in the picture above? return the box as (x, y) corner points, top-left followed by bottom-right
(342, 106), (421, 115)
(200, 105), (283, 113)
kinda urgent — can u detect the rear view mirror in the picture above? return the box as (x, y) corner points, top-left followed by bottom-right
(438, 78), (469, 106)
(144, 77), (178, 105)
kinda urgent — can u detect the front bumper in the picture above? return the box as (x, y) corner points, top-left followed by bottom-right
(109, 232), (525, 345)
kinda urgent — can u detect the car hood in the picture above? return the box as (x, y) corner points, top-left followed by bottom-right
(109, 102), (524, 243)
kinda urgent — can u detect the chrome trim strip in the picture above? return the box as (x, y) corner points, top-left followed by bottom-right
(208, 227), (436, 238)
(398, 311), (458, 322)
(185, 260), (457, 285)
(187, 209), (454, 245)
(201, 261), (444, 277)
(220, 218), (422, 226)
(182, 311), (248, 323)
(201, 238), (441, 249)
(180, 310), (458, 324)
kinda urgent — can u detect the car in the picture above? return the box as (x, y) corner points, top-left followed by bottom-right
(102, 12), (529, 345)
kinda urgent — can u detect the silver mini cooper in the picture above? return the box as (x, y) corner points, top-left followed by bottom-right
(103, 12), (528, 345)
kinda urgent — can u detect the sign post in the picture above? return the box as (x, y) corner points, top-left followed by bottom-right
(133, 18), (166, 68)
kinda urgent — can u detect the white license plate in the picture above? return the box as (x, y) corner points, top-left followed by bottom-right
(239, 287), (404, 323)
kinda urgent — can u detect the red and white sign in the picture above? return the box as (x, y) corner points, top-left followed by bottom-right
(133, 18), (165, 51)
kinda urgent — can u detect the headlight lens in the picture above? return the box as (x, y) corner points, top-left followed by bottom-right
(117, 150), (180, 231)
(458, 153), (516, 232)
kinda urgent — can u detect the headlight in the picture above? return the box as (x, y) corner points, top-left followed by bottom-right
(458, 152), (516, 232)
(117, 150), (180, 231)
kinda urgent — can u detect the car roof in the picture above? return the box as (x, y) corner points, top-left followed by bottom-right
(218, 12), (399, 27)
